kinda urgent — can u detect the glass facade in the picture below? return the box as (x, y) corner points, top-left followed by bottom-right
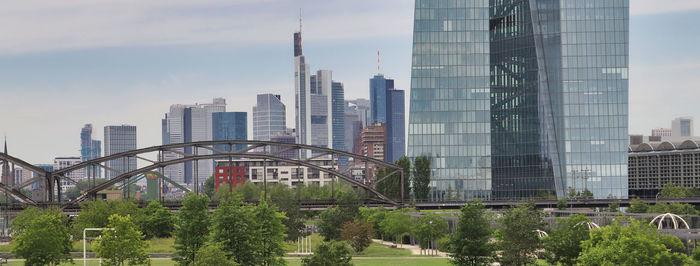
(387, 89), (406, 163)
(253, 94), (286, 141)
(104, 125), (137, 179)
(407, 0), (629, 200)
(212, 112), (248, 152)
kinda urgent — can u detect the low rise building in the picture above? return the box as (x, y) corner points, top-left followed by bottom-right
(628, 140), (700, 198)
(214, 158), (337, 187)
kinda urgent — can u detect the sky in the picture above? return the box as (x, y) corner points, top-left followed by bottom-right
(1, 0), (700, 164)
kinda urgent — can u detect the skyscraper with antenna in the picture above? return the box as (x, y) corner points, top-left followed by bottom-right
(294, 10), (345, 158)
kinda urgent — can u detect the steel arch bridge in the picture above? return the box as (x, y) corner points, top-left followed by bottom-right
(0, 140), (405, 208)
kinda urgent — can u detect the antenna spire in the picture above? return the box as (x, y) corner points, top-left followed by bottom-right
(299, 8), (302, 33)
(377, 50), (381, 74)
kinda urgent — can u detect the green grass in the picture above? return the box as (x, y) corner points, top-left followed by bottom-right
(285, 234), (412, 257)
(69, 237), (176, 253)
(356, 242), (413, 256)
(285, 257), (450, 266)
(5, 258), (177, 266)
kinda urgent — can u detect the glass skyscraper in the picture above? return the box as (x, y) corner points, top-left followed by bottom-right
(80, 124), (101, 178)
(370, 74), (406, 163)
(212, 112), (248, 152)
(407, 0), (629, 200)
(253, 94), (286, 142)
(104, 125), (137, 179)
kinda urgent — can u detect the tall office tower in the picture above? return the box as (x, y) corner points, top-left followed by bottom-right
(270, 131), (297, 159)
(212, 112), (248, 152)
(163, 98), (226, 184)
(54, 157), (84, 192)
(672, 117), (694, 138)
(104, 125), (137, 179)
(253, 94), (286, 141)
(344, 112), (362, 154)
(407, 0), (629, 200)
(370, 74), (405, 163)
(332, 82), (345, 154)
(294, 28), (344, 157)
(80, 124), (102, 178)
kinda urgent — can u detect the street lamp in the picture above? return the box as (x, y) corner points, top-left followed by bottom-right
(428, 220), (433, 255)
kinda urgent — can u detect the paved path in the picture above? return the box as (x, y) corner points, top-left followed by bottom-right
(372, 239), (449, 257)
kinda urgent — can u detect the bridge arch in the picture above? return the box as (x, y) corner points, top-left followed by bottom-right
(5, 140), (405, 207)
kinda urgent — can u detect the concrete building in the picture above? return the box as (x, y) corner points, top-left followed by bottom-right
(629, 140), (700, 198)
(213, 166), (246, 191)
(650, 117), (697, 142)
(652, 128), (673, 138)
(407, 0), (629, 200)
(270, 131), (297, 159)
(215, 158), (337, 187)
(360, 123), (387, 162)
(104, 125), (137, 179)
(253, 94), (286, 141)
(54, 157), (83, 192)
(162, 98), (226, 185)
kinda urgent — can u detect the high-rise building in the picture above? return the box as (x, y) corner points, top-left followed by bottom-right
(270, 131), (297, 159)
(80, 124), (102, 178)
(407, 0), (629, 200)
(162, 98), (226, 184)
(651, 128), (672, 138)
(369, 75), (406, 163)
(253, 94), (286, 141)
(294, 27), (344, 157)
(345, 99), (371, 128)
(212, 112), (248, 152)
(672, 117), (694, 138)
(360, 123), (387, 162)
(104, 125), (137, 179)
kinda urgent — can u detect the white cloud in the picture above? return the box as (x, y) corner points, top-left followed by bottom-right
(631, 0), (700, 15)
(0, 0), (413, 55)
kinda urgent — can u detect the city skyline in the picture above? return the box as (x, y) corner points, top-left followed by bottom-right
(1, 0), (700, 164)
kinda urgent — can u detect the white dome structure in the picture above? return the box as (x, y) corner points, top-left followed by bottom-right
(649, 213), (690, 230)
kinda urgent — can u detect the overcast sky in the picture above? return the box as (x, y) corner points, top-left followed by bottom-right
(2, 0), (700, 164)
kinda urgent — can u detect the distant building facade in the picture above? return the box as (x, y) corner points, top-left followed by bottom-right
(360, 123), (387, 162)
(54, 157), (83, 192)
(294, 28), (344, 158)
(104, 125), (137, 179)
(213, 166), (246, 191)
(629, 140), (700, 198)
(215, 158), (337, 187)
(369, 74), (405, 163)
(162, 98), (226, 185)
(80, 124), (102, 178)
(212, 112), (248, 152)
(253, 94), (286, 141)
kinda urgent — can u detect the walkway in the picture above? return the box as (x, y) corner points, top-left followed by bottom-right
(372, 239), (449, 257)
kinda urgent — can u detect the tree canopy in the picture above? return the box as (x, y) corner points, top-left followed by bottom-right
(12, 211), (72, 266)
(449, 201), (495, 266)
(173, 193), (211, 265)
(412, 155), (431, 201)
(301, 240), (353, 266)
(93, 214), (149, 266)
(542, 214), (591, 266)
(496, 203), (545, 266)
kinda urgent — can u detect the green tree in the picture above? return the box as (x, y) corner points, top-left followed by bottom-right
(194, 244), (237, 266)
(413, 155), (431, 201)
(413, 213), (448, 255)
(173, 192), (210, 265)
(12, 212), (72, 266)
(204, 175), (215, 198)
(542, 214), (591, 266)
(210, 194), (261, 265)
(449, 201), (494, 266)
(93, 214), (149, 266)
(268, 184), (305, 241)
(255, 196), (288, 266)
(318, 206), (347, 241)
(607, 201), (620, 212)
(446, 185), (455, 201)
(137, 201), (174, 239)
(72, 199), (111, 239)
(340, 219), (375, 253)
(648, 202), (699, 215)
(557, 198), (567, 210)
(497, 203), (545, 266)
(659, 182), (689, 199)
(301, 240), (353, 266)
(396, 156), (412, 201)
(628, 198), (649, 213)
(360, 207), (389, 239)
(579, 219), (689, 266)
(380, 210), (413, 247)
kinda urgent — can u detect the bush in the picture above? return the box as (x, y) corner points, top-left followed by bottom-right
(194, 244), (237, 266)
(437, 237), (450, 253)
(341, 219), (374, 253)
(302, 240), (353, 266)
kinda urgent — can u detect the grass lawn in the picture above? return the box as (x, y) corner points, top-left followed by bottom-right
(285, 234), (412, 257)
(5, 258), (177, 266)
(285, 257), (450, 266)
(69, 237), (176, 253)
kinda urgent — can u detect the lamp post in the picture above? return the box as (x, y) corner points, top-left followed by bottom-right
(83, 228), (114, 266)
